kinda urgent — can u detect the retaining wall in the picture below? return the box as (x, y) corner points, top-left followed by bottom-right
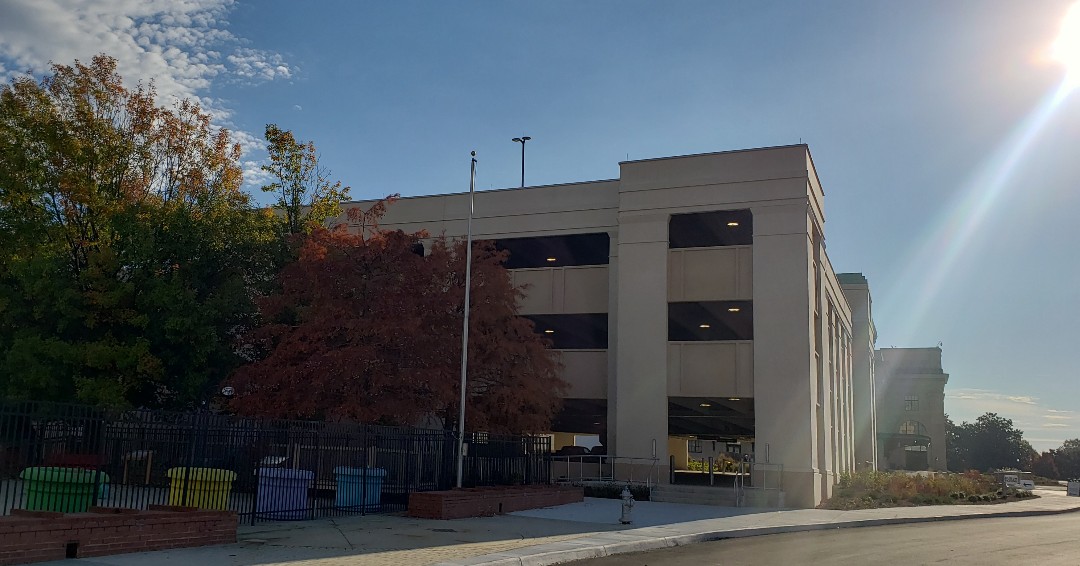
(0, 505), (237, 565)
(408, 485), (583, 519)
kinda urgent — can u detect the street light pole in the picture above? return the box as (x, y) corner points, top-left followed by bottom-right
(511, 136), (531, 188)
(456, 151), (477, 489)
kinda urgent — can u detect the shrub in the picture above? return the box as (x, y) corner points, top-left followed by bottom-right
(580, 482), (651, 501)
(821, 470), (1027, 510)
(685, 455), (739, 473)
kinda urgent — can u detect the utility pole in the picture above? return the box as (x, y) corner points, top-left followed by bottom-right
(511, 136), (531, 188)
(456, 151), (477, 489)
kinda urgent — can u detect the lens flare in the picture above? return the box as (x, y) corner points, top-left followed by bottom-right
(1053, 1), (1080, 88)
(881, 4), (1080, 345)
(882, 80), (1074, 347)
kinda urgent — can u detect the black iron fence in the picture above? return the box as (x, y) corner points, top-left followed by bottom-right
(0, 400), (551, 524)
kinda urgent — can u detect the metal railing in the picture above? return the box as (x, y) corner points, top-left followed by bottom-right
(551, 455), (661, 488)
(683, 456), (747, 486)
(0, 400), (551, 523)
(737, 462), (784, 508)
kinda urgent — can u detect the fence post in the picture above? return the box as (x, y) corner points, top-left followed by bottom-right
(250, 423), (259, 526)
(522, 438), (529, 485)
(360, 427), (368, 516)
(181, 413), (200, 508)
(312, 426), (321, 519)
(406, 434), (413, 498)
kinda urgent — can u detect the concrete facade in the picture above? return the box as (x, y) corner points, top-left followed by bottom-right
(335, 145), (858, 507)
(838, 274), (878, 471)
(874, 347), (949, 471)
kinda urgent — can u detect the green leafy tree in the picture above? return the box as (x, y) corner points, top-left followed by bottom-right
(945, 414), (969, 471)
(1031, 450), (1060, 480)
(949, 413), (1036, 472)
(1054, 439), (1080, 479)
(0, 55), (282, 408)
(260, 124), (351, 234)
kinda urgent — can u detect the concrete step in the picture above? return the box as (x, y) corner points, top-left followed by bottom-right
(651, 494), (738, 506)
(652, 484), (741, 494)
(650, 486), (739, 507)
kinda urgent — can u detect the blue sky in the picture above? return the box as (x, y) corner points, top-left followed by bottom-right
(2, 0), (1078, 450)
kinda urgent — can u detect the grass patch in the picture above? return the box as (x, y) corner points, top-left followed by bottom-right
(820, 470), (1037, 510)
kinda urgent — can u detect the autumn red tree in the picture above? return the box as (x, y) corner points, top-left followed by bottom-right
(227, 207), (566, 433)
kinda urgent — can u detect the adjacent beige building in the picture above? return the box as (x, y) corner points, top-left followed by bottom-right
(839, 273), (878, 471)
(875, 347), (949, 471)
(337, 144), (864, 507)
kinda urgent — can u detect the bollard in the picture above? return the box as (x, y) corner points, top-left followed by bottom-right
(619, 485), (635, 525)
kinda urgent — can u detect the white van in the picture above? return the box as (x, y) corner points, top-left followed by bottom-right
(999, 471), (1034, 490)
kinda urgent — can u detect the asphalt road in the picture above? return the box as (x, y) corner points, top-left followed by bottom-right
(572, 513), (1080, 566)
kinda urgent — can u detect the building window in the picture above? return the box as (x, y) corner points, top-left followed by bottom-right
(899, 420), (927, 436)
(495, 233), (609, 268)
(688, 439), (702, 453)
(524, 313), (608, 349)
(904, 395), (919, 411)
(669, 301), (753, 341)
(669, 210), (753, 248)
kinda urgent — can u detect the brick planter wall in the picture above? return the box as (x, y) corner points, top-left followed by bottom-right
(408, 485), (584, 519)
(0, 505), (237, 565)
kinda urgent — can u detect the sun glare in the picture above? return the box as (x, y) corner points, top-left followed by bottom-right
(1053, 1), (1080, 87)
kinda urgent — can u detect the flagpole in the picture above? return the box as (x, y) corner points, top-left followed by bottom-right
(456, 151), (476, 489)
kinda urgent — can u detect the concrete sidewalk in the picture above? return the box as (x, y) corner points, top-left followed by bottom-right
(37, 488), (1080, 566)
(447, 488), (1080, 565)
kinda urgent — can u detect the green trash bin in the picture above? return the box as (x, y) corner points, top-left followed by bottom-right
(19, 467), (110, 513)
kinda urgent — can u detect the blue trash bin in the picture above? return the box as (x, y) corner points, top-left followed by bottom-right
(333, 467), (386, 511)
(256, 468), (314, 520)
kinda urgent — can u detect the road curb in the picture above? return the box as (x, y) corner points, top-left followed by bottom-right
(437, 503), (1080, 566)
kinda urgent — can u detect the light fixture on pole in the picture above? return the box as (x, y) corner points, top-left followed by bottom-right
(511, 136), (531, 188)
(456, 150), (477, 489)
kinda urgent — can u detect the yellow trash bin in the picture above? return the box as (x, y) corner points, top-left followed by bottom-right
(166, 467), (236, 510)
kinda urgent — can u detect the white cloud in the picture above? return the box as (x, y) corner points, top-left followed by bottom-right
(294, 104), (303, 111)
(0, 0), (290, 189)
(949, 389), (1038, 405)
(947, 388), (1079, 452)
(243, 161), (274, 190)
(231, 129), (265, 156)
(227, 47), (292, 82)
